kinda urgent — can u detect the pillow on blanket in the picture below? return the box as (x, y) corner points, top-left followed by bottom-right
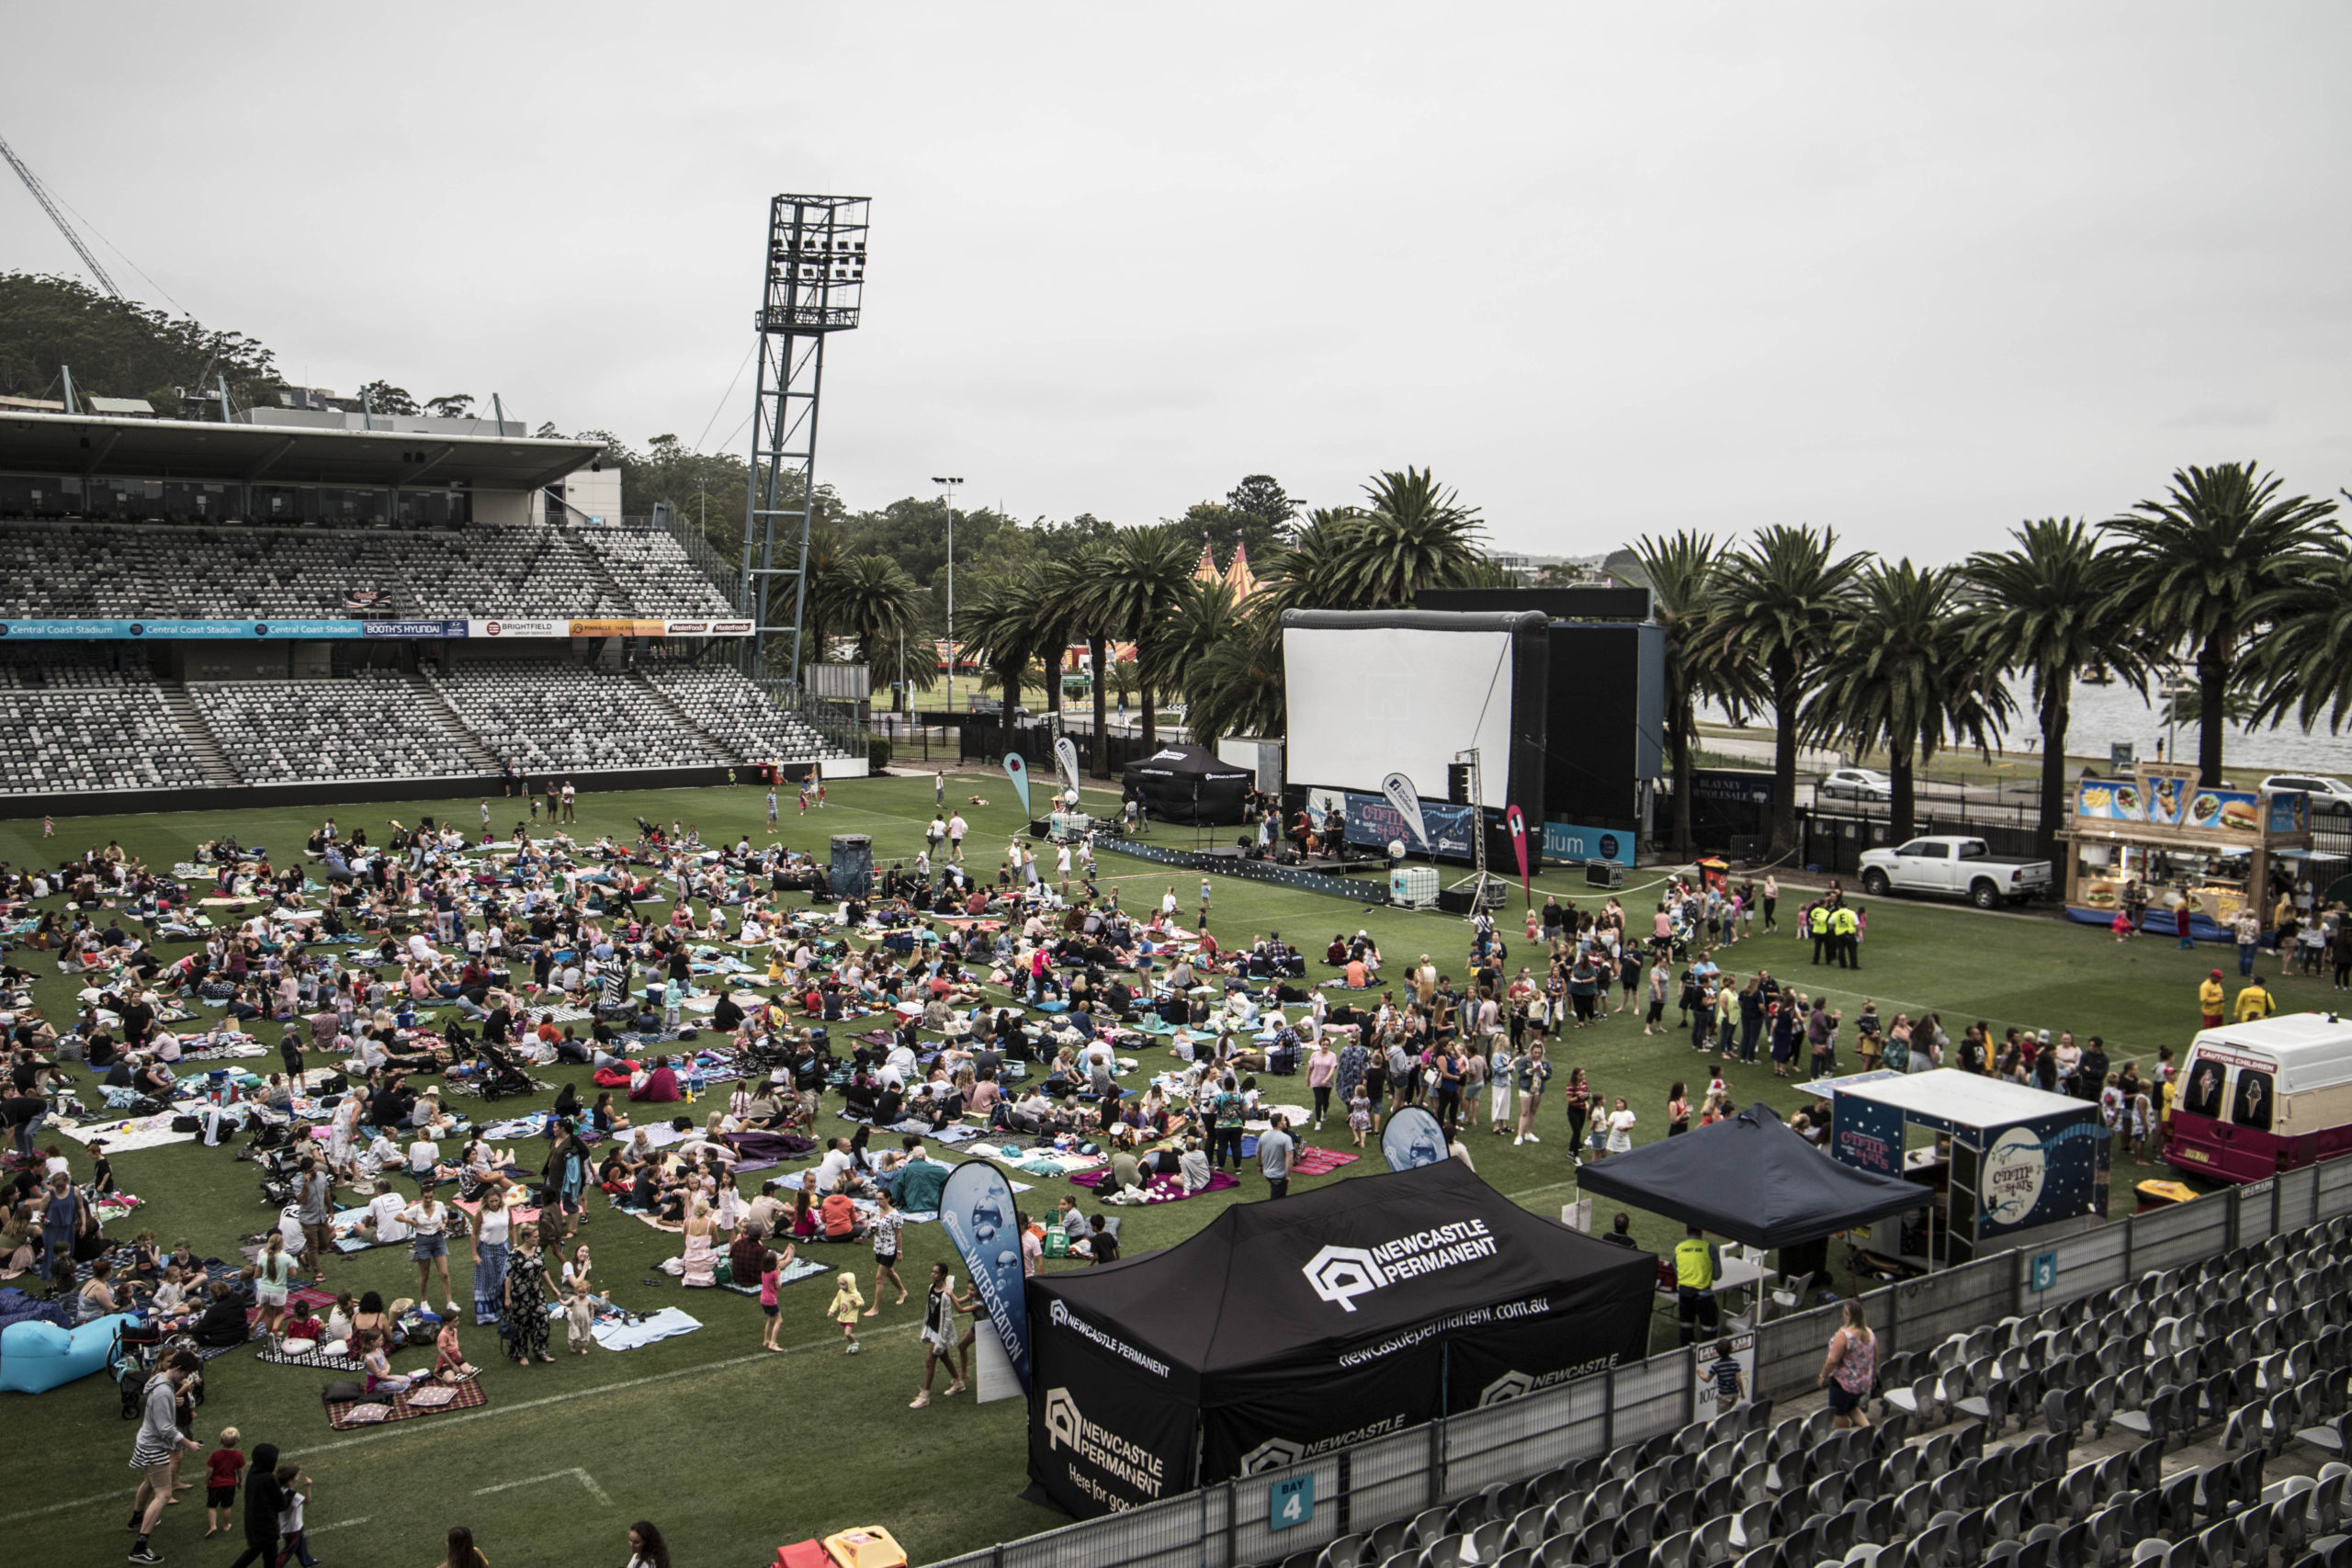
(405, 1383), (457, 1407)
(339, 1402), (393, 1424)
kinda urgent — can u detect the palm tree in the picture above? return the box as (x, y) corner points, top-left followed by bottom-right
(1623, 531), (1755, 859)
(1027, 556), (1087, 728)
(1708, 524), (1866, 862)
(959, 571), (1043, 719)
(2103, 463), (2339, 784)
(1260, 507), (1363, 615)
(1080, 523), (1197, 750)
(821, 553), (926, 705)
(1182, 605), (1287, 751)
(1962, 518), (2154, 859)
(1338, 468), (1487, 607)
(1141, 579), (1238, 712)
(1804, 559), (2008, 841)
(2245, 513), (2352, 740)
(1046, 543), (1117, 776)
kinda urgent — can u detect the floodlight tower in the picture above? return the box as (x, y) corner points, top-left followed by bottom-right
(739, 194), (869, 685)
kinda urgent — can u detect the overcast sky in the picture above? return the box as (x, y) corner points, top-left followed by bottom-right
(7, 5), (2348, 558)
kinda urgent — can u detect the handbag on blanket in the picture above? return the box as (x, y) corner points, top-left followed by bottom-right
(322, 1380), (367, 1404)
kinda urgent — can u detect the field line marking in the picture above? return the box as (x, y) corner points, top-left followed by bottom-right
(311, 1517), (372, 1533)
(475, 1467), (610, 1506)
(284, 1322), (921, 1461)
(0, 1327), (919, 1526)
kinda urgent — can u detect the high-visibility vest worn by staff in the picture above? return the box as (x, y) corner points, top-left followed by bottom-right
(1810, 907), (1831, 936)
(1676, 1235), (1716, 1291)
(1832, 908), (1858, 939)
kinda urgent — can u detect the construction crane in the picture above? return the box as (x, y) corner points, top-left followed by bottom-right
(0, 132), (122, 299)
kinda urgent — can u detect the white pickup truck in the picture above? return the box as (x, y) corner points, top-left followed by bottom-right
(1857, 835), (2052, 908)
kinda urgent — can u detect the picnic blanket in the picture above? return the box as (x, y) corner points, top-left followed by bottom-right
(720, 1256), (830, 1297)
(257, 1343), (368, 1372)
(50, 1112), (196, 1153)
(591, 1305), (701, 1351)
(1291, 1146), (1361, 1177)
(1070, 1167), (1239, 1203)
(324, 1375), (489, 1429)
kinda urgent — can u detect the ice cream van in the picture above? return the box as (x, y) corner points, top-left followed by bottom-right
(2165, 1012), (2352, 1183)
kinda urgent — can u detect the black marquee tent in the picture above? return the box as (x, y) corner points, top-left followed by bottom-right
(1025, 1160), (1652, 1518)
(1574, 1101), (1928, 1248)
(1119, 742), (1251, 827)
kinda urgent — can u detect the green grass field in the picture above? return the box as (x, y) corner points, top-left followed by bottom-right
(1, 772), (2287, 1567)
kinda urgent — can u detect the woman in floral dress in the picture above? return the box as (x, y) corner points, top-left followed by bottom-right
(499, 1222), (558, 1364)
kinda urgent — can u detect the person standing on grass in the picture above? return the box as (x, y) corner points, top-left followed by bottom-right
(274, 1462), (318, 1568)
(2234, 907), (2263, 977)
(829, 1269), (865, 1354)
(2199, 969), (2225, 1031)
(402, 1190), (460, 1319)
(1307, 1039), (1339, 1131)
(864, 1190), (907, 1316)
(1560, 1065), (1591, 1160)
(910, 1263), (962, 1406)
(624, 1521), (673, 1568)
(1514, 1042), (1552, 1146)
(202, 1427), (244, 1540)
(217, 1439), (283, 1568)
(437, 1525), (490, 1568)
(1260, 1112), (1295, 1198)
(1601, 1096), (1637, 1159)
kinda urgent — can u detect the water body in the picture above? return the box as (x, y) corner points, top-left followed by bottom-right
(1704, 675), (2352, 776)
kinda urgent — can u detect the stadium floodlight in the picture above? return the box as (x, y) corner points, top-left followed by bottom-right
(741, 195), (869, 692)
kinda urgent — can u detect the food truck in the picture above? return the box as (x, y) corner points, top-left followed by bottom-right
(2165, 1012), (2352, 1183)
(2056, 761), (2310, 940)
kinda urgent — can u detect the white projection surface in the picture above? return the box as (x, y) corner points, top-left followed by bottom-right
(1283, 626), (1515, 807)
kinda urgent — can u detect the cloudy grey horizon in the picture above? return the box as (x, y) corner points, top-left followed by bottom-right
(6, 3), (2347, 558)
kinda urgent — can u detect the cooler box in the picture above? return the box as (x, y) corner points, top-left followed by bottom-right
(825, 1527), (909, 1568)
(1391, 865), (1439, 908)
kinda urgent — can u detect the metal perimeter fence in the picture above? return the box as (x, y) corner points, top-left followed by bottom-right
(926, 1157), (2352, 1568)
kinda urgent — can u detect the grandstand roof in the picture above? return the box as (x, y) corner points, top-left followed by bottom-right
(0, 412), (603, 491)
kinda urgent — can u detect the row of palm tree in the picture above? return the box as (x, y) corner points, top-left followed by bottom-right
(1639, 461), (2346, 864)
(949, 468), (1500, 774)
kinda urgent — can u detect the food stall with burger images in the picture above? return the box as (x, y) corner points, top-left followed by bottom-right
(2057, 761), (2310, 940)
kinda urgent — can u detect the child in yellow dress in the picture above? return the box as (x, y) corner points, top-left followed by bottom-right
(829, 1270), (865, 1353)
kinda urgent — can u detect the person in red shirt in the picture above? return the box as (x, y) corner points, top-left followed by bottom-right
(820, 1183), (864, 1242)
(203, 1427), (246, 1539)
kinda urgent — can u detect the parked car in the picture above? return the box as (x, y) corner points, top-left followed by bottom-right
(1818, 767), (1893, 802)
(2261, 773), (2352, 811)
(1857, 835), (2052, 908)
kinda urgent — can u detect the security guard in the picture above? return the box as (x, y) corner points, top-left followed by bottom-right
(1675, 1224), (1720, 1346)
(1831, 904), (1860, 970)
(1809, 903), (1832, 965)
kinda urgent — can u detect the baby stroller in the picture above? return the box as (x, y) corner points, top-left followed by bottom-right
(256, 1144), (304, 1206)
(475, 1042), (537, 1101)
(114, 1321), (202, 1419)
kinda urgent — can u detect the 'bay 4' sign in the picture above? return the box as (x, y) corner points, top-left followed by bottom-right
(1270, 1472), (1316, 1532)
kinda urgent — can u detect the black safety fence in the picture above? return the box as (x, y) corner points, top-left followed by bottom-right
(923, 1159), (2352, 1568)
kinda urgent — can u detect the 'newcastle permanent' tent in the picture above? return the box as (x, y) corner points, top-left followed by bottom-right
(1572, 1101), (1928, 1249)
(1119, 742), (1251, 826)
(1025, 1159), (1652, 1518)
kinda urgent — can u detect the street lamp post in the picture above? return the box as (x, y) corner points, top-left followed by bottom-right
(932, 477), (963, 711)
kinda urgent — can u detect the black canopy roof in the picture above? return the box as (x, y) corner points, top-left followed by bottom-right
(1119, 742), (1251, 826)
(1028, 1158), (1651, 1400)
(1573, 1101), (1928, 1248)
